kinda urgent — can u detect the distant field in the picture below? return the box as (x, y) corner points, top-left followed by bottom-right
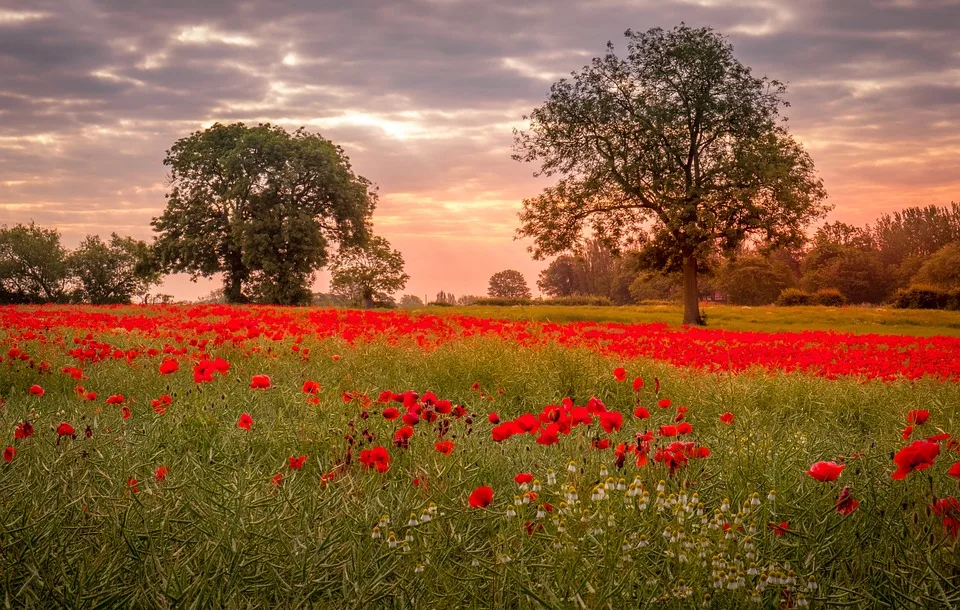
(424, 303), (960, 337)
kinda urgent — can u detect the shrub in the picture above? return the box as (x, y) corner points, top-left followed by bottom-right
(892, 285), (954, 310)
(811, 289), (846, 307)
(776, 288), (812, 306)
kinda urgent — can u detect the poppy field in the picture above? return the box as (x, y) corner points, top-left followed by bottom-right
(2, 304), (960, 608)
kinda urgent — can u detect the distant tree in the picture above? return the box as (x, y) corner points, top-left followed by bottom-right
(488, 270), (532, 299)
(330, 236), (409, 309)
(68, 234), (160, 305)
(802, 224), (888, 303)
(152, 123), (375, 305)
(434, 291), (457, 305)
(720, 254), (795, 306)
(629, 273), (682, 303)
(872, 203), (960, 290)
(912, 242), (960, 289)
(514, 25), (829, 325)
(457, 294), (481, 305)
(399, 294), (424, 308)
(0, 222), (70, 303)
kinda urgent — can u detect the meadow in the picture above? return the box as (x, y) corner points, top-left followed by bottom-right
(1, 304), (959, 608)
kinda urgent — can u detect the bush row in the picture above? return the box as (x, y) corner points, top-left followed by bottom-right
(434, 296), (616, 307)
(776, 288), (847, 307)
(891, 285), (960, 310)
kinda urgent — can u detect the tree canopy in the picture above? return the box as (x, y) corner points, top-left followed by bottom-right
(152, 123), (375, 305)
(69, 234), (160, 305)
(329, 236), (409, 308)
(0, 222), (70, 304)
(514, 24), (829, 324)
(488, 270), (531, 299)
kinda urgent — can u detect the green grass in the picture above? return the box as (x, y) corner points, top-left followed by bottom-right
(2, 326), (960, 607)
(421, 303), (960, 336)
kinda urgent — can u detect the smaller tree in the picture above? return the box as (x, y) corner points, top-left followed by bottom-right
(399, 294), (424, 308)
(538, 256), (578, 297)
(330, 236), (409, 309)
(0, 222), (70, 303)
(488, 270), (531, 299)
(721, 254), (795, 306)
(69, 234), (161, 305)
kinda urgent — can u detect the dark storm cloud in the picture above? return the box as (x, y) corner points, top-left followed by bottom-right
(1, 0), (959, 299)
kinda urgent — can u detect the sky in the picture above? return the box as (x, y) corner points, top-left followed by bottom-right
(1, 0), (959, 301)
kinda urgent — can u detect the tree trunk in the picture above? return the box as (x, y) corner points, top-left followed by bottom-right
(682, 255), (704, 326)
(227, 273), (246, 304)
(362, 287), (374, 310)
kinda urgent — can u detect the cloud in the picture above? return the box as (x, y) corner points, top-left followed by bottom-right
(1, 0), (959, 300)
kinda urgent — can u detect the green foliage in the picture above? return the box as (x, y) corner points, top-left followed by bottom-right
(629, 273), (682, 303)
(721, 254), (795, 306)
(514, 25), (829, 324)
(329, 236), (409, 308)
(892, 285), (960, 310)
(810, 288), (847, 307)
(68, 234), (160, 304)
(776, 288), (812, 307)
(912, 242), (960, 289)
(801, 224), (889, 304)
(470, 296), (614, 307)
(399, 295), (424, 308)
(487, 270), (531, 299)
(0, 222), (70, 303)
(152, 123), (375, 304)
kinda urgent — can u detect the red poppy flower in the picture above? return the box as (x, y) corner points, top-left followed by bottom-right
(401, 411), (420, 426)
(3, 446), (14, 462)
(677, 422), (693, 435)
(121, 406), (131, 420)
(382, 407), (400, 420)
(949, 461), (960, 479)
(598, 410), (623, 433)
(613, 367), (626, 382)
(514, 473), (533, 485)
(14, 421), (34, 439)
(907, 410), (930, 425)
(659, 425), (678, 437)
(434, 441), (454, 455)
(56, 422), (76, 437)
(250, 374), (271, 389)
(514, 413), (539, 433)
(127, 478), (140, 493)
(155, 465), (168, 481)
(769, 521), (789, 536)
(592, 438), (611, 450)
(271, 473), (285, 487)
(719, 412), (734, 425)
(29, 385), (44, 397)
(393, 426), (414, 448)
(469, 485), (494, 508)
(302, 380), (321, 395)
(835, 486), (859, 515)
(892, 439), (940, 480)
(536, 424), (560, 446)
(492, 422), (519, 442)
(932, 497), (960, 538)
(288, 455), (307, 470)
(237, 413), (253, 430)
(488, 412), (500, 424)
(85, 392), (97, 401)
(159, 358), (179, 375)
(657, 398), (671, 409)
(105, 394), (124, 405)
(632, 376), (643, 391)
(806, 460), (844, 482)
(902, 426), (914, 440)
(359, 445), (391, 472)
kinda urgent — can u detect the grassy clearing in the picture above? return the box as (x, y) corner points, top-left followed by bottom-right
(2, 320), (960, 607)
(423, 304), (960, 337)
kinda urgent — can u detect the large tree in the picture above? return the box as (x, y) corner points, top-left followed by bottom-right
(152, 123), (375, 305)
(513, 25), (829, 324)
(329, 236), (409, 309)
(0, 222), (70, 304)
(68, 234), (160, 305)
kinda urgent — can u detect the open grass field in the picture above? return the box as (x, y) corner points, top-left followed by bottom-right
(2, 304), (960, 608)
(426, 303), (960, 337)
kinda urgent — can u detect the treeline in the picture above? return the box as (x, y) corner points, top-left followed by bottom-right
(0, 223), (168, 305)
(536, 203), (960, 308)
